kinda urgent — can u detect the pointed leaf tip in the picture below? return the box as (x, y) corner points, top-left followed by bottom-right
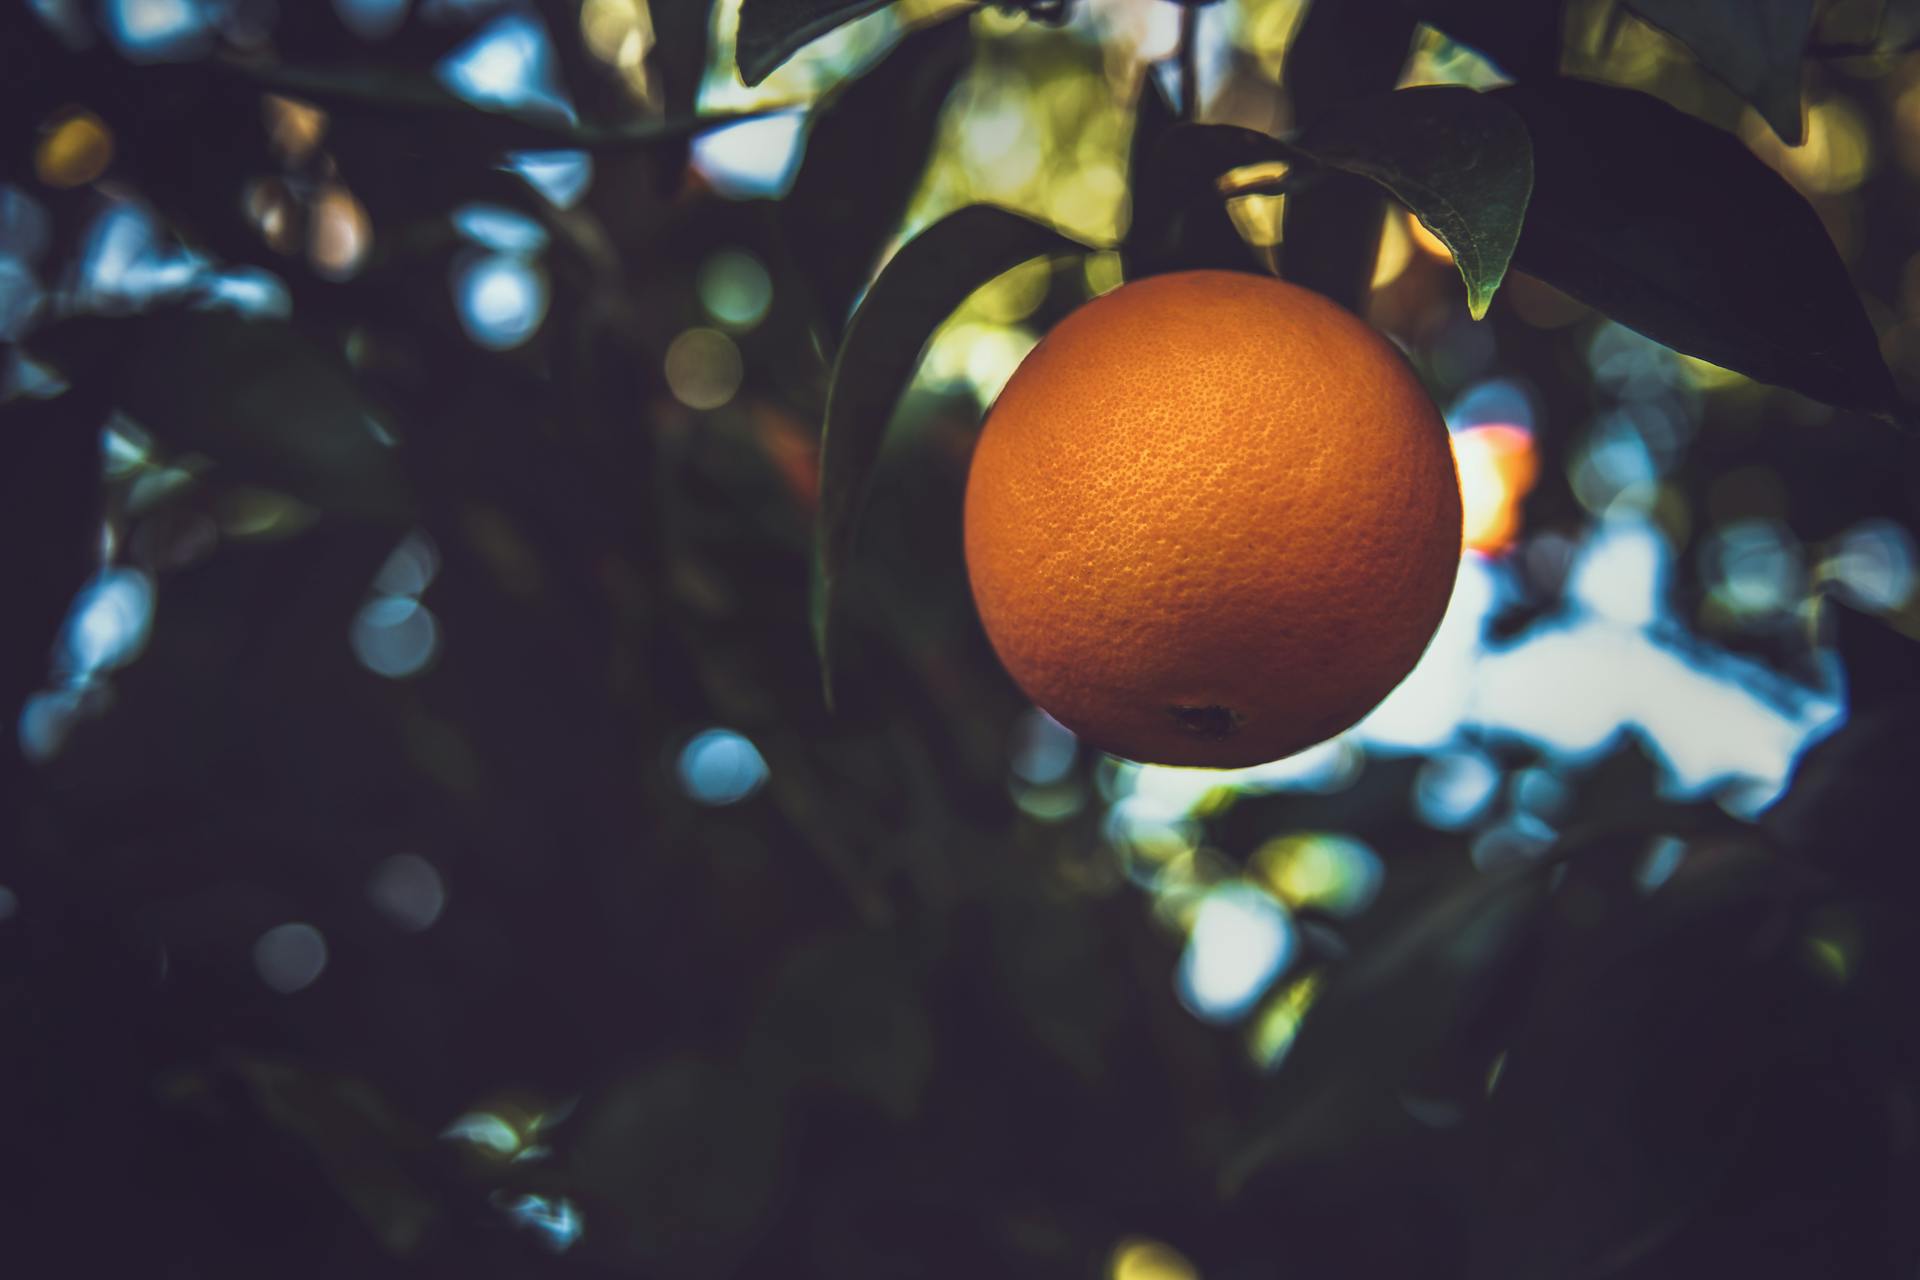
(1293, 86), (1532, 322)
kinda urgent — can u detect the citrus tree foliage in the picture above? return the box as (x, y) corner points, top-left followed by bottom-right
(4, 0), (1920, 1276)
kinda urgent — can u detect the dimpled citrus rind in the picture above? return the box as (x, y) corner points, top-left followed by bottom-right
(963, 270), (1462, 768)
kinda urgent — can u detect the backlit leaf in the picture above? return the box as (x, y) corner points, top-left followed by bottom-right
(812, 205), (1094, 704)
(1626, 0), (1814, 145)
(1495, 79), (1903, 417)
(1293, 86), (1533, 319)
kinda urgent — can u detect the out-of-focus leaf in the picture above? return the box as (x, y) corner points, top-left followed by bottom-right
(1121, 79), (1277, 280)
(1470, 842), (1810, 1277)
(222, 58), (771, 152)
(571, 1056), (786, 1276)
(737, 0), (896, 86)
(1407, 0), (1563, 79)
(1495, 79), (1904, 418)
(650, 0), (717, 118)
(812, 204), (1093, 704)
(225, 1058), (440, 1257)
(1766, 600), (1920, 900)
(781, 15), (972, 344)
(1626, 0), (1814, 144)
(750, 929), (932, 1120)
(1293, 86), (1532, 319)
(28, 312), (411, 525)
(1224, 858), (1553, 1187)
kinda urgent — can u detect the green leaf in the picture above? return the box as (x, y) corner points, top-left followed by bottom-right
(750, 930), (933, 1120)
(1495, 79), (1904, 418)
(1470, 843), (1810, 1277)
(1293, 86), (1533, 320)
(738, 0), (897, 86)
(1224, 857), (1553, 1189)
(1626, 0), (1814, 145)
(1121, 81), (1278, 280)
(812, 205), (1094, 705)
(781, 14), (972, 344)
(29, 311), (411, 525)
(572, 1057), (786, 1274)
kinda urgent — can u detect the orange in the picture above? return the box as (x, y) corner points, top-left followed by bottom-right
(964, 270), (1461, 769)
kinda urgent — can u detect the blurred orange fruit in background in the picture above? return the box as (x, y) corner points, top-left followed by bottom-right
(964, 270), (1462, 768)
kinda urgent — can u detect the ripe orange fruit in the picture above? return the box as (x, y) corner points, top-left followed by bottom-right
(964, 270), (1461, 769)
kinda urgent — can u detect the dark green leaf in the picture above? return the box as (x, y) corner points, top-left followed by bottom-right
(572, 1057), (786, 1274)
(227, 1058), (440, 1257)
(750, 930), (933, 1119)
(1294, 86), (1533, 319)
(1121, 79), (1277, 280)
(1765, 599), (1920, 902)
(1495, 79), (1904, 418)
(1471, 843), (1810, 1278)
(738, 0), (897, 86)
(28, 312), (411, 525)
(1626, 0), (1814, 144)
(812, 204), (1094, 704)
(781, 15), (972, 345)
(1224, 858), (1553, 1188)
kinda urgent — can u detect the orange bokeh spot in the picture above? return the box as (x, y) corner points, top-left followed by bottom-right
(1451, 423), (1538, 555)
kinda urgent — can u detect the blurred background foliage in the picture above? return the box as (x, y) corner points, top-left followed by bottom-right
(4, 0), (1920, 1275)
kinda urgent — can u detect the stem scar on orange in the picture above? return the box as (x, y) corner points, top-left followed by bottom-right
(963, 270), (1462, 769)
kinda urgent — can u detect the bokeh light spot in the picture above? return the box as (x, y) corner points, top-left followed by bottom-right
(506, 150), (593, 208)
(35, 110), (114, 188)
(677, 728), (768, 805)
(106, 0), (213, 62)
(18, 688), (86, 762)
(1251, 834), (1383, 918)
(373, 532), (440, 597)
(333, 0), (410, 39)
(1452, 423), (1537, 555)
(1821, 518), (1917, 612)
(495, 1193), (582, 1252)
(453, 203), (549, 255)
(697, 249), (774, 331)
(0, 885), (18, 920)
(350, 596), (440, 678)
(1414, 748), (1500, 829)
(664, 327), (744, 410)
(309, 184), (373, 281)
(1176, 884), (1295, 1023)
(1248, 970), (1320, 1069)
(692, 113), (807, 199)
(454, 253), (549, 350)
(1109, 1236), (1200, 1280)
(368, 853), (447, 932)
(438, 13), (572, 117)
(253, 922), (328, 993)
(1009, 707), (1077, 786)
(61, 567), (155, 680)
